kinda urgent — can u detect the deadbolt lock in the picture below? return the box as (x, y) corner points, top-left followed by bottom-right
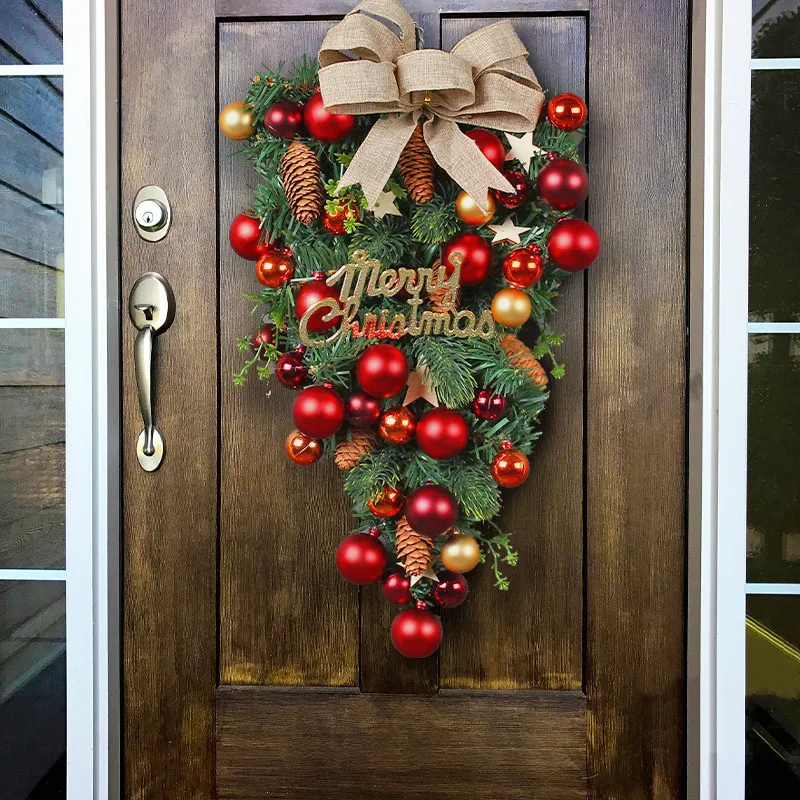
(133, 186), (171, 242)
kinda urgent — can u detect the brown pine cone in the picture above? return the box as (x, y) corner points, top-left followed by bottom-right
(500, 333), (548, 387)
(395, 515), (432, 577)
(398, 123), (435, 204)
(280, 141), (324, 224)
(334, 430), (379, 470)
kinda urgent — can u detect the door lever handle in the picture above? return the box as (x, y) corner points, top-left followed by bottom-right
(128, 272), (175, 471)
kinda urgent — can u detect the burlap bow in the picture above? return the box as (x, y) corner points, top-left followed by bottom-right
(318, 0), (545, 211)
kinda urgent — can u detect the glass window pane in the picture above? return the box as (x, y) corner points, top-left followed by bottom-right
(0, 77), (64, 319)
(747, 334), (800, 583)
(749, 70), (800, 322)
(746, 595), (800, 798)
(753, 2), (800, 58)
(0, 579), (65, 799)
(0, 0), (63, 66)
(0, 329), (64, 569)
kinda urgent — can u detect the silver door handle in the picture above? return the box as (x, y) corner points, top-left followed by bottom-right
(128, 272), (175, 471)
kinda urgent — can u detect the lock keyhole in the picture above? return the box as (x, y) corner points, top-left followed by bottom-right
(133, 188), (171, 241)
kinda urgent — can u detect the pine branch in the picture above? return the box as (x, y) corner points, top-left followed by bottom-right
(344, 447), (405, 509)
(351, 215), (415, 265)
(410, 184), (461, 244)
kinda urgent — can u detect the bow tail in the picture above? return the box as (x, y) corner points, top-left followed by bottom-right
(338, 113), (419, 209)
(423, 117), (514, 212)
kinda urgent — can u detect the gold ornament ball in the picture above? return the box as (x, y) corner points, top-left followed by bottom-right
(219, 101), (255, 140)
(455, 190), (496, 226)
(440, 533), (481, 573)
(491, 288), (532, 327)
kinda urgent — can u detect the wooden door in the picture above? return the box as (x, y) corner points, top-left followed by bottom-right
(121, 1), (688, 797)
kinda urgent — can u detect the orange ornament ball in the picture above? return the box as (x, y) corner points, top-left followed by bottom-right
(379, 407), (416, 445)
(490, 441), (530, 488)
(285, 429), (323, 466)
(323, 204), (360, 235)
(368, 485), (405, 518)
(547, 93), (587, 132)
(502, 247), (543, 289)
(455, 190), (496, 226)
(255, 250), (294, 288)
(219, 101), (255, 140)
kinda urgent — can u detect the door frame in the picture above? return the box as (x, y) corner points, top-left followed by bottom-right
(65, 0), (748, 797)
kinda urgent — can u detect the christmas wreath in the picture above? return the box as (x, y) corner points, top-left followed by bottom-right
(220, 0), (599, 659)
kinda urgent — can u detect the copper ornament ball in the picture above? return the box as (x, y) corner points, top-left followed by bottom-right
(255, 250), (294, 288)
(284, 429), (323, 466)
(379, 407), (416, 445)
(502, 248), (543, 289)
(546, 93), (588, 132)
(367, 485), (405, 518)
(491, 441), (530, 488)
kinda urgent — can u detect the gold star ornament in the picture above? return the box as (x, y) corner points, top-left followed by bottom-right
(488, 217), (531, 245)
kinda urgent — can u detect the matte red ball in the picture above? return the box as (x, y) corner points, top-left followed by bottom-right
(292, 385), (345, 439)
(433, 570), (469, 608)
(492, 169), (530, 209)
(303, 92), (356, 142)
(381, 568), (412, 605)
(229, 213), (269, 260)
(537, 158), (589, 211)
(356, 344), (409, 399)
(336, 531), (387, 585)
(405, 484), (459, 538)
(275, 351), (309, 389)
(264, 100), (304, 139)
(416, 408), (470, 460)
(391, 605), (443, 658)
(346, 391), (382, 428)
(295, 275), (342, 332)
(465, 129), (506, 171)
(547, 218), (600, 271)
(441, 232), (494, 286)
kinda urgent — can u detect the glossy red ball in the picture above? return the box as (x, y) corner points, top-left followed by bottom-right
(547, 92), (587, 132)
(292, 385), (345, 439)
(433, 570), (469, 608)
(502, 247), (543, 289)
(249, 323), (275, 352)
(537, 158), (589, 211)
(336, 531), (387, 585)
(322, 204), (360, 235)
(381, 568), (412, 605)
(405, 484), (459, 538)
(472, 388), (507, 421)
(441, 232), (494, 286)
(295, 275), (342, 332)
(275, 351), (309, 389)
(229, 213), (269, 261)
(346, 391), (382, 428)
(264, 100), (304, 139)
(355, 344), (409, 399)
(303, 92), (356, 142)
(415, 408), (470, 460)
(492, 169), (530, 209)
(465, 129), (506, 171)
(391, 606), (443, 658)
(547, 218), (600, 272)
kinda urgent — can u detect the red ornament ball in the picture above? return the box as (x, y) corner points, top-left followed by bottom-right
(502, 247), (543, 289)
(249, 322), (276, 352)
(405, 484), (458, 538)
(416, 408), (470, 460)
(547, 93), (587, 131)
(336, 529), (387, 585)
(433, 570), (469, 608)
(367, 485), (404, 518)
(264, 100), (304, 139)
(472, 388), (507, 421)
(345, 391), (382, 428)
(547, 218), (600, 272)
(465, 129), (506, 171)
(275, 351), (309, 390)
(441, 232), (494, 286)
(322, 204), (360, 235)
(492, 169), (530, 209)
(356, 344), (409, 399)
(292, 384), (345, 439)
(537, 158), (589, 211)
(391, 603), (443, 658)
(255, 249), (294, 287)
(379, 406), (416, 445)
(295, 273), (342, 332)
(491, 440), (530, 488)
(229, 213), (269, 261)
(381, 568), (412, 605)
(303, 92), (356, 142)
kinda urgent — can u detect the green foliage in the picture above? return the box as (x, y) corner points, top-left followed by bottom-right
(410, 185), (461, 244)
(351, 215), (415, 265)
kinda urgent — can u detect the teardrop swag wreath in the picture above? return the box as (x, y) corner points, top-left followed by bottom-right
(221, 0), (599, 659)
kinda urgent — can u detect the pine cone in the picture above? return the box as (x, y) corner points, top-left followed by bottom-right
(280, 141), (324, 224)
(398, 124), (435, 204)
(396, 516), (432, 577)
(500, 333), (548, 387)
(334, 430), (379, 470)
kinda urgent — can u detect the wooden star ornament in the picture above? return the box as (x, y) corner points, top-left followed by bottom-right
(410, 565), (439, 586)
(372, 189), (403, 220)
(504, 132), (547, 170)
(403, 363), (439, 407)
(488, 217), (531, 245)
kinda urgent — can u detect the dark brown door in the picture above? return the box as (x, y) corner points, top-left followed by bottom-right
(121, 1), (689, 797)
